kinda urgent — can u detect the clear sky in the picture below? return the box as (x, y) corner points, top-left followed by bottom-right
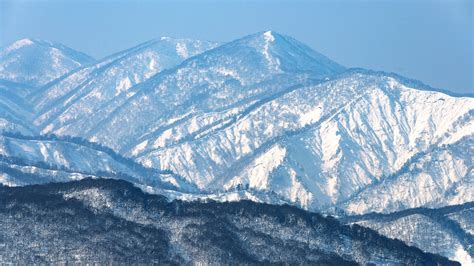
(1, 0), (472, 93)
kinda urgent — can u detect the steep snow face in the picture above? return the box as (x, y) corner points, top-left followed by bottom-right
(44, 31), (345, 153)
(0, 134), (190, 191)
(33, 38), (219, 133)
(343, 138), (473, 214)
(128, 72), (473, 212)
(0, 38), (94, 86)
(0, 135), (138, 181)
(0, 81), (35, 134)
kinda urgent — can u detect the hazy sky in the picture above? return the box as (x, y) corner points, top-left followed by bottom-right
(1, 0), (472, 93)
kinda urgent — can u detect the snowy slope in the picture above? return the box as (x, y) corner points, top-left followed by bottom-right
(0, 81), (35, 134)
(32, 38), (219, 132)
(343, 202), (474, 265)
(342, 137), (473, 214)
(0, 38), (94, 86)
(126, 71), (473, 212)
(0, 133), (192, 191)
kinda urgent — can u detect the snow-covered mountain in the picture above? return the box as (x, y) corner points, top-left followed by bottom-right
(35, 31), (344, 149)
(110, 69), (472, 213)
(0, 31), (472, 264)
(31, 37), (219, 132)
(4, 32), (470, 217)
(0, 38), (94, 87)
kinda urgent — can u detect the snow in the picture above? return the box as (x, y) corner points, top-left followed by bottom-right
(148, 58), (157, 71)
(0, 32), (472, 264)
(116, 77), (132, 95)
(262, 31), (281, 71)
(453, 246), (473, 266)
(4, 38), (34, 53)
(2, 32), (473, 218)
(226, 144), (287, 190)
(131, 140), (149, 156)
(176, 42), (189, 58)
(299, 104), (323, 126)
(1, 38), (93, 86)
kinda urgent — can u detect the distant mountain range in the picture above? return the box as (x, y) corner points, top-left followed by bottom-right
(0, 31), (472, 264)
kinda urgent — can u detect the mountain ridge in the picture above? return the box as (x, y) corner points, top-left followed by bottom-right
(0, 38), (94, 87)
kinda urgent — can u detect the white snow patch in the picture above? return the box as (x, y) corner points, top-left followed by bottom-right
(148, 58), (157, 71)
(326, 176), (337, 199)
(226, 145), (286, 190)
(38, 143), (49, 161)
(131, 140), (149, 156)
(4, 38), (34, 53)
(262, 31), (281, 71)
(176, 42), (189, 58)
(453, 246), (473, 266)
(41, 124), (55, 134)
(299, 104), (323, 126)
(116, 77), (132, 95)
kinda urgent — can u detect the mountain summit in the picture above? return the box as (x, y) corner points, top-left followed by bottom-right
(228, 31), (345, 76)
(169, 30), (345, 85)
(0, 38), (94, 86)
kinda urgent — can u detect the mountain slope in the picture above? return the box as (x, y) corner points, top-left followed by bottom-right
(0, 80), (35, 134)
(0, 178), (457, 265)
(0, 133), (193, 192)
(0, 38), (94, 87)
(341, 137), (473, 214)
(32, 37), (219, 132)
(127, 70), (473, 212)
(342, 202), (474, 265)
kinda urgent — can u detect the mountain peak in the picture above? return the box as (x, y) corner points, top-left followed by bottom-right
(1, 38), (94, 86)
(197, 31), (345, 79)
(263, 30), (276, 41)
(3, 38), (74, 54)
(3, 38), (36, 53)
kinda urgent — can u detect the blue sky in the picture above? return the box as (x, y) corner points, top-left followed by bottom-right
(1, 0), (472, 93)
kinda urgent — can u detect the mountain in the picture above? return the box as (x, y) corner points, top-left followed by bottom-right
(127, 70), (472, 212)
(0, 38), (94, 87)
(0, 178), (457, 264)
(10, 32), (473, 216)
(342, 202), (474, 265)
(31, 37), (219, 133)
(0, 31), (472, 263)
(34, 31), (345, 150)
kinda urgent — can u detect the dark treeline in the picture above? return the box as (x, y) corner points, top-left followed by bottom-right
(0, 178), (458, 265)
